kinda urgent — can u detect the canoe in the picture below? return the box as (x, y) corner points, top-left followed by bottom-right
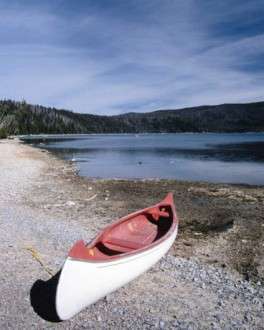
(56, 192), (178, 320)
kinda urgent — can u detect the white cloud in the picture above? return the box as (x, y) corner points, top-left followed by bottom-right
(0, 1), (263, 114)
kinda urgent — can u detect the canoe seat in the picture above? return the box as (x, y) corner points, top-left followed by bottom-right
(102, 215), (159, 253)
(104, 237), (146, 252)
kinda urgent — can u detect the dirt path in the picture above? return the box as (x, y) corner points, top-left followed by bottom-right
(0, 139), (263, 329)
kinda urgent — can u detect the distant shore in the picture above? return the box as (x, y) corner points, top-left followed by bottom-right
(0, 138), (263, 328)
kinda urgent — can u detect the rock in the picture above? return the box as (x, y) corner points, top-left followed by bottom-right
(252, 298), (262, 307)
(105, 295), (112, 303)
(213, 314), (221, 322)
(217, 301), (224, 307)
(244, 312), (253, 323)
(159, 320), (165, 328)
(65, 200), (75, 206)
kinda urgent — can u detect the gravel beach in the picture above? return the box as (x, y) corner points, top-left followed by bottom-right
(0, 139), (263, 329)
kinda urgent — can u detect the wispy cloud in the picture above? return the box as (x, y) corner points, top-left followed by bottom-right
(0, 0), (263, 114)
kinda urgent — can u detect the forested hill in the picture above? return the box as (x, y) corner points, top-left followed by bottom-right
(0, 100), (264, 135)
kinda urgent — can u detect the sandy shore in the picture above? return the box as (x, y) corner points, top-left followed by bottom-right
(0, 138), (263, 329)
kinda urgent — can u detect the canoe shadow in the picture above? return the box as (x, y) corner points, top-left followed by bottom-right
(30, 271), (62, 322)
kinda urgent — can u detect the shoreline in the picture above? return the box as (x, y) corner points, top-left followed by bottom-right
(18, 131), (264, 137)
(0, 138), (263, 328)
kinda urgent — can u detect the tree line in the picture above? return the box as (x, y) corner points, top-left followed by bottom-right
(0, 99), (263, 137)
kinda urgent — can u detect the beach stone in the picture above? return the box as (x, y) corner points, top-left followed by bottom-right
(65, 200), (76, 206)
(159, 320), (165, 328)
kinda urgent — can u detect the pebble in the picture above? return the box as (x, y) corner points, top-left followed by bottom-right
(159, 320), (165, 328)
(65, 200), (76, 206)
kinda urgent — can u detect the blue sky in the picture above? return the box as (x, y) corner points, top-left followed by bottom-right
(0, 0), (263, 114)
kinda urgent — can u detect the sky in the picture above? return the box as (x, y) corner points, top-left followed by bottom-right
(0, 0), (263, 115)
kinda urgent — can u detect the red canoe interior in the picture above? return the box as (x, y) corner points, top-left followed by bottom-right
(69, 195), (176, 261)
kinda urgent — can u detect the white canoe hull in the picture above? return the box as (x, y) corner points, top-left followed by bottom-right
(56, 225), (178, 320)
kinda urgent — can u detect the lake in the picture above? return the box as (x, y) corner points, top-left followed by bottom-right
(22, 133), (264, 185)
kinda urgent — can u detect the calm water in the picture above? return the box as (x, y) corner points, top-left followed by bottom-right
(22, 133), (264, 185)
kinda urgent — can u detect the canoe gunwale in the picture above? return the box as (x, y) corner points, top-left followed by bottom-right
(68, 228), (178, 267)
